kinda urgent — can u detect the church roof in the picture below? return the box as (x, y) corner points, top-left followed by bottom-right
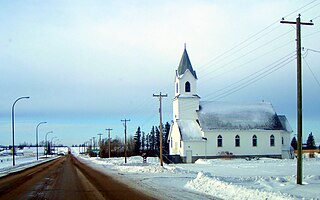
(177, 120), (203, 141)
(278, 115), (293, 132)
(197, 101), (289, 131)
(177, 48), (197, 79)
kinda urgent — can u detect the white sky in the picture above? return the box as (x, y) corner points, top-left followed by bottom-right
(1, 0), (320, 146)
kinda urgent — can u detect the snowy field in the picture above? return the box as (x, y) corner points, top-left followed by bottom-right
(0, 147), (68, 177)
(72, 148), (320, 200)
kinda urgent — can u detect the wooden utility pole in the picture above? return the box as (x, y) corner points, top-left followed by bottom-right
(121, 119), (130, 163)
(98, 133), (103, 146)
(281, 14), (313, 185)
(92, 137), (96, 151)
(153, 92), (168, 167)
(106, 128), (113, 158)
(97, 133), (103, 157)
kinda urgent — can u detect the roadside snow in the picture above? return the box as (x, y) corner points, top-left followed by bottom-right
(74, 150), (320, 200)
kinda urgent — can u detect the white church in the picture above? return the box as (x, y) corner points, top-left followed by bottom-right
(168, 48), (293, 163)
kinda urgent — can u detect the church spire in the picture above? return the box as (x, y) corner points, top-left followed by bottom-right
(177, 46), (197, 79)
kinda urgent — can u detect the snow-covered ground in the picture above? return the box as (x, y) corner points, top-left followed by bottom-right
(0, 147), (69, 177)
(72, 148), (320, 200)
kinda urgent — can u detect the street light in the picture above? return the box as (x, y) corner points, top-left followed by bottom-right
(45, 131), (53, 158)
(11, 96), (30, 166)
(36, 121), (47, 160)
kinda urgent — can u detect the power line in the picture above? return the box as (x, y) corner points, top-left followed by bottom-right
(303, 57), (320, 89)
(199, 39), (295, 83)
(179, 53), (296, 112)
(196, 0), (319, 74)
(202, 52), (296, 100)
(200, 29), (294, 81)
(204, 55), (296, 101)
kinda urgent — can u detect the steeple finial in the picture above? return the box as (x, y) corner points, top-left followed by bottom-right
(184, 43), (186, 50)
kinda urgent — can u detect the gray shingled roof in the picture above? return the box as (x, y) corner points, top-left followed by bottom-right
(197, 101), (289, 131)
(177, 48), (197, 79)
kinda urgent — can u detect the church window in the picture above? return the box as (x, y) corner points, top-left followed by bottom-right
(217, 135), (222, 147)
(185, 81), (191, 92)
(252, 135), (257, 147)
(176, 83), (179, 93)
(235, 135), (240, 147)
(270, 135), (275, 146)
(282, 137), (284, 145)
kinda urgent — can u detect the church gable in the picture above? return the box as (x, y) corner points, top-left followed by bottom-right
(197, 101), (286, 131)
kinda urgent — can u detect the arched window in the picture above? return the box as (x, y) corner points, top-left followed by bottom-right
(282, 137), (284, 145)
(235, 135), (240, 147)
(217, 135), (222, 147)
(176, 83), (179, 93)
(252, 135), (257, 147)
(270, 135), (275, 146)
(185, 81), (191, 92)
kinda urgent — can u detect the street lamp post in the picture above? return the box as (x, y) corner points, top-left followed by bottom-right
(36, 121), (47, 160)
(11, 96), (30, 166)
(45, 131), (53, 158)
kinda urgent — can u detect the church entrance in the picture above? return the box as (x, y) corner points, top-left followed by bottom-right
(186, 150), (192, 163)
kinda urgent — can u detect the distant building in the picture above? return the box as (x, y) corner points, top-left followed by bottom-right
(168, 48), (292, 163)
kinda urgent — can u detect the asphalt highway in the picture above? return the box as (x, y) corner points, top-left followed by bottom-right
(0, 155), (156, 200)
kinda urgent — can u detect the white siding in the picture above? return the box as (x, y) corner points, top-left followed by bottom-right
(203, 130), (283, 156)
(169, 122), (181, 155)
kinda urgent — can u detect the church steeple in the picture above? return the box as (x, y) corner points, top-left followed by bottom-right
(177, 47), (197, 79)
(173, 47), (200, 121)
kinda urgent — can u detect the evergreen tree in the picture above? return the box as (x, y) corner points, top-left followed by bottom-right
(155, 126), (160, 151)
(306, 132), (316, 149)
(164, 122), (171, 153)
(291, 136), (297, 150)
(146, 133), (150, 150)
(141, 131), (145, 152)
(134, 126), (141, 154)
(149, 126), (155, 151)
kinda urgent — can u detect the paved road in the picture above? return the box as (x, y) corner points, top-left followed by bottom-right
(0, 155), (156, 200)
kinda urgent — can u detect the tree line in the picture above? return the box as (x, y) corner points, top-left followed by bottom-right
(81, 122), (171, 158)
(291, 132), (319, 150)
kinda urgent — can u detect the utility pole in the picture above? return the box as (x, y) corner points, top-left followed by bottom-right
(281, 14), (313, 185)
(153, 92), (168, 167)
(92, 137), (96, 151)
(121, 119), (130, 163)
(98, 133), (103, 146)
(106, 128), (113, 158)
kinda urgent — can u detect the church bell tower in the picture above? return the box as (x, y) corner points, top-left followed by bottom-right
(173, 47), (200, 121)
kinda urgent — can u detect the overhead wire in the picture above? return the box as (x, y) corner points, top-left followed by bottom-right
(180, 52), (296, 111)
(303, 57), (320, 90)
(303, 49), (320, 90)
(199, 39), (295, 83)
(208, 55), (296, 101)
(136, 0), (319, 128)
(196, 0), (319, 74)
(203, 51), (296, 100)
(200, 28), (294, 81)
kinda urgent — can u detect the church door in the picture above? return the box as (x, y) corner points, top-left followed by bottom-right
(186, 150), (192, 163)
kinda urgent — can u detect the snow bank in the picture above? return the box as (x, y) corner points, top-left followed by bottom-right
(75, 153), (320, 199)
(186, 172), (294, 200)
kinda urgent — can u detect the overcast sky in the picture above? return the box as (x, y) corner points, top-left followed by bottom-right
(1, 0), (320, 146)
